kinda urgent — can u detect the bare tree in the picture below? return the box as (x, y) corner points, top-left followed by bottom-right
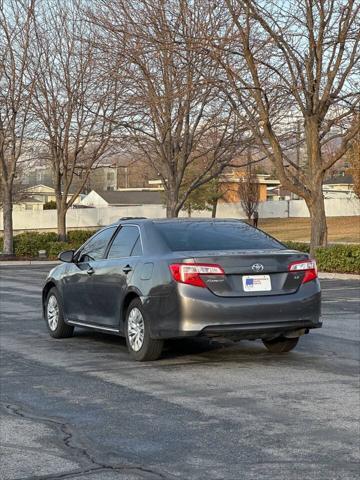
(90, 0), (245, 217)
(31, 0), (124, 240)
(238, 169), (260, 221)
(0, 0), (36, 254)
(218, 0), (360, 253)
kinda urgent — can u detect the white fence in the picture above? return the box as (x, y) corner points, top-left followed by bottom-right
(0, 198), (359, 232)
(216, 198), (360, 218)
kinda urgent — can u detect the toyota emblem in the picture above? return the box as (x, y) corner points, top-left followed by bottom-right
(251, 263), (264, 272)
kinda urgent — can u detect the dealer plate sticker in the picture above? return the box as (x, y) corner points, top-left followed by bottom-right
(242, 275), (272, 292)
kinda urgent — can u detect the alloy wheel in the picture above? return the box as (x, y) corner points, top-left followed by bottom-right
(127, 307), (145, 352)
(47, 294), (59, 331)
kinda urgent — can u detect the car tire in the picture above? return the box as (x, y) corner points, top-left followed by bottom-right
(262, 336), (299, 353)
(125, 298), (163, 361)
(45, 287), (74, 339)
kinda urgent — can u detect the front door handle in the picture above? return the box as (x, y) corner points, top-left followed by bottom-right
(122, 265), (132, 274)
(87, 266), (95, 275)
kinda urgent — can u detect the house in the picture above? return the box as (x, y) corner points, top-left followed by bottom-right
(13, 198), (44, 212)
(80, 189), (163, 207)
(79, 165), (119, 192)
(23, 184), (81, 205)
(11, 184), (81, 211)
(218, 172), (280, 203)
(142, 172), (281, 203)
(323, 175), (355, 198)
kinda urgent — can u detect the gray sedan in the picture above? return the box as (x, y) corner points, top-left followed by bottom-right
(42, 218), (322, 361)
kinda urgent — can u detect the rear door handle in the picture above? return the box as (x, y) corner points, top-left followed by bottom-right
(87, 266), (95, 275)
(122, 265), (132, 274)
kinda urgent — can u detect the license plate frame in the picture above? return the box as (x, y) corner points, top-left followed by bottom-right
(242, 274), (272, 292)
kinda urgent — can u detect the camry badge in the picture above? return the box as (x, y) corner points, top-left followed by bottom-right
(251, 263), (264, 273)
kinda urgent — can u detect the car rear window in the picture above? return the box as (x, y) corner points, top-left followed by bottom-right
(154, 221), (284, 251)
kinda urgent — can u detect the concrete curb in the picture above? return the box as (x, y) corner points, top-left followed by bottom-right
(0, 260), (60, 266)
(318, 272), (360, 280)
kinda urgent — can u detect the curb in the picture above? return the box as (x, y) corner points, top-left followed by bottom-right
(318, 272), (360, 280)
(0, 261), (60, 266)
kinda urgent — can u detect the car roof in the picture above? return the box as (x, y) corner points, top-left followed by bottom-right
(114, 217), (245, 225)
(152, 218), (244, 223)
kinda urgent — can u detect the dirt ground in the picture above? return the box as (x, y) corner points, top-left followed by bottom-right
(258, 216), (360, 243)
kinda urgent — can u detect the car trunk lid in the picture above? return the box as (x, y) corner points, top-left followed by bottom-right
(183, 249), (310, 297)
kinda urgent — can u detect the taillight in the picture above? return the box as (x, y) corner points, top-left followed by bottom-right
(288, 259), (318, 284)
(169, 263), (225, 288)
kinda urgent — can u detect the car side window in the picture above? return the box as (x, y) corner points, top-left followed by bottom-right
(78, 227), (116, 262)
(130, 236), (142, 256)
(107, 226), (142, 259)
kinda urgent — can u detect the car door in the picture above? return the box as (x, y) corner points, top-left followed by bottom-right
(62, 226), (117, 323)
(88, 225), (143, 328)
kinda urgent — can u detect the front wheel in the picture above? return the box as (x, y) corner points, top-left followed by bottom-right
(45, 288), (74, 339)
(125, 299), (163, 361)
(262, 336), (299, 353)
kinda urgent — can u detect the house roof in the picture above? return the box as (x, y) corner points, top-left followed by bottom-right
(24, 184), (55, 193)
(24, 183), (79, 195)
(95, 190), (163, 205)
(220, 172), (280, 185)
(324, 175), (353, 185)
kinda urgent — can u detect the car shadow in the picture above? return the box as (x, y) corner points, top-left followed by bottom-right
(72, 328), (270, 362)
(69, 328), (313, 367)
(161, 336), (270, 362)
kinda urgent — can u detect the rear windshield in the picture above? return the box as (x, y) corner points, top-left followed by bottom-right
(154, 221), (284, 251)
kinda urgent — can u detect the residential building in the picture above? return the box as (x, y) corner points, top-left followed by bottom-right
(323, 175), (355, 199)
(11, 184), (81, 211)
(80, 189), (163, 207)
(218, 171), (280, 203)
(12, 198), (44, 212)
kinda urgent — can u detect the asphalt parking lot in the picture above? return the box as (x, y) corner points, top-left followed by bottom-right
(0, 265), (359, 480)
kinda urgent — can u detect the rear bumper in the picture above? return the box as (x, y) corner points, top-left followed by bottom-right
(202, 320), (322, 339)
(145, 280), (321, 339)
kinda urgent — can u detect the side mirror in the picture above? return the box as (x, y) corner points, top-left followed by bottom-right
(58, 250), (75, 263)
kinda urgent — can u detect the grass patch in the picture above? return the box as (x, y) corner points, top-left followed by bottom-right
(259, 216), (360, 243)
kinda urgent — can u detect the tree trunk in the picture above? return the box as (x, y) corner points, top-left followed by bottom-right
(304, 117), (328, 256)
(306, 192), (328, 257)
(165, 188), (179, 218)
(211, 199), (218, 218)
(57, 202), (67, 241)
(187, 204), (191, 217)
(166, 202), (178, 218)
(2, 186), (14, 255)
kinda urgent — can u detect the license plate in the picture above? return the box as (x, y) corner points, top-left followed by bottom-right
(242, 275), (271, 292)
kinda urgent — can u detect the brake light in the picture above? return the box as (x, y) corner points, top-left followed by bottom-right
(169, 263), (225, 288)
(288, 259), (318, 283)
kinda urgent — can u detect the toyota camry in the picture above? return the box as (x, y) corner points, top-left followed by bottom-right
(42, 218), (322, 361)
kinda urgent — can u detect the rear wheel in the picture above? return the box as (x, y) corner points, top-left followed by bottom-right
(45, 288), (74, 339)
(262, 336), (299, 353)
(125, 298), (163, 361)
